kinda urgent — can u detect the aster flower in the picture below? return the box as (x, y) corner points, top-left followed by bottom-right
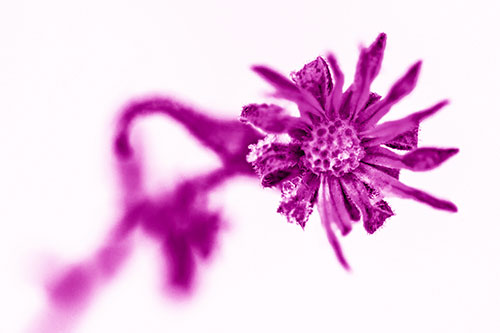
(240, 33), (458, 269)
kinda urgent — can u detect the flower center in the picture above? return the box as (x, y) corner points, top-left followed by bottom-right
(301, 119), (365, 177)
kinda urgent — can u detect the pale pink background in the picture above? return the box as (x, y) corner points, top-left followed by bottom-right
(0, 0), (499, 332)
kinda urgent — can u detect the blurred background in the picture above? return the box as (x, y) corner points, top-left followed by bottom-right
(0, 0), (499, 332)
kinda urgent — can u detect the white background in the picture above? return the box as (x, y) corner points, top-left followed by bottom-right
(1, 0), (499, 332)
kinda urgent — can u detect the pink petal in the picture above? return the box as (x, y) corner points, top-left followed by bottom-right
(291, 56), (333, 109)
(240, 103), (307, 134)
(341, 183), (361, 222)
(402, 147), (459, 171)
(252, 65), (299, 93)
(384, 127), (419, 150)
(326, 53), (345, 118)
(317, 175), (350, 269)
(360, 100), (448, 146)
(252, 65), (324, 120)
(349, 33), (386, 121)
(364, 146), (459, 172)
(287, 126), (313, 141)
(363, 146), (406, 169)
(354, 163), (458, 212)
(356, 61), (422, 130)
(368, 163), (400, 179)
(338, 88), (354, 120)
(324, 176), (353, 235)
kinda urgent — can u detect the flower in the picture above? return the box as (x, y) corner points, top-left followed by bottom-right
(240, 33), (458, 269)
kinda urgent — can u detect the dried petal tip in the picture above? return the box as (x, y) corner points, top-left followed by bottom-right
(364, 200), (394, 234)
(291, 56), (332, 107)
(375, 32), (387, 45)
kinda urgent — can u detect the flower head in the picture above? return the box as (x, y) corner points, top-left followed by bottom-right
(240, 33), (458, 269)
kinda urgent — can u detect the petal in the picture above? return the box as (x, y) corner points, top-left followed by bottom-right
(354, 163), (458, 212)
(252, 65), (299, 93)
(326, 53), (345, 118)
(363, 146), (458, 172)
(360, 100), (449, 147)
(252, 65), (324, 120)
(402, 147), (459, 171)
(340, 181), (361, 221)
(338, 88), (354, 120)
(363, 146), (406, 169)
(291, 56), (333, 109)
(356, 61), (422, 130)
(320, 176), (353, 236)
(278, 172), (320, 228)
(384, 127), (419, 150)
(368, 163), (400, 179)
(349, 33), (387, 120)
(340, 175), (394, 234)
(317, 175), (350, 269)
(288, 125), (314, 141)
(240, 103), (307, 134)
(247, 137), (303, 187)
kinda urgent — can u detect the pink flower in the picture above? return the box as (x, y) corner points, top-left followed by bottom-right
(241, 33), (458, 269)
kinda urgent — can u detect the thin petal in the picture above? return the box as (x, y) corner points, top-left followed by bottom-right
(349, 33), (386, 121)
(360, 100), (448, 147)
(291, 56), (333, 109)
(240, 103), (307, 134)
(364, 146), (458, 172)
(338, 88), (353, 120)
(317, 175), (350, 269)
(319, 176), (353, 236)
(326, 53), (345, 118)
(252, 65), (324, 120)
(247, 138), (303, 187)
(384, 126), (419, 150)
(354, 163), (458, 212)
(252, 65), (299, 94)
(340, 181), (361, 221)
(402, 147), (459, 171)
(368, 163), (400, 179)
(356, 61), (422, 130)
(363, 146), (406, 169)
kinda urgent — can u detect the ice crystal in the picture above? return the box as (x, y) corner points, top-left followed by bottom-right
(241, 33), (458, 269)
